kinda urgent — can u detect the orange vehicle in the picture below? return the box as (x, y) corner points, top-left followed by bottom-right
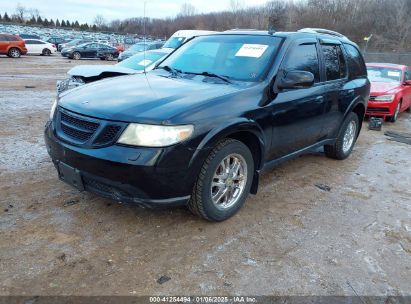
(0, 34), (27, 58)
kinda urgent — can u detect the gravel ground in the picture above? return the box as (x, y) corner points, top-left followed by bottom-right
(0, 55), (410, 296)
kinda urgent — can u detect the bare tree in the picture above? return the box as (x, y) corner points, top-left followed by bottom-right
(93, 14), (107, 29)
(178, 3), (197, 17)
(15, 3), (26, 22)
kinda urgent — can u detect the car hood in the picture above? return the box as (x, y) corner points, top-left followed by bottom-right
(370, 82), (401, 95)
(58, 72), (242, 123)
(68, 65), (139, 78)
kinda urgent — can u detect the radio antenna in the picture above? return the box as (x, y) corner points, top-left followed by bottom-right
(143, 0), (147, 74)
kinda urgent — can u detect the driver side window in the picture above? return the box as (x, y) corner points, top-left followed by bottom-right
(282, 44), (320, 83)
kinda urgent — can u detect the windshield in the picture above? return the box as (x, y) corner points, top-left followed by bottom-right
(158, 35), (283, 82)
(117, 51), (168, 70)
(163, 37), (185, 49)
(128, 43), (148, 52)
(367, 67), (402, 83)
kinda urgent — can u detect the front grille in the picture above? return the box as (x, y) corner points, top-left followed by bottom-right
(60, 111), (99, 132)
(367, 107), (390, 113)
(56, 108), (124, 147)
(59, 110), (99, 143)
(93, 125), (122, 145)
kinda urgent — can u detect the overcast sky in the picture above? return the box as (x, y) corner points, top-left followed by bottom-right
(0, 0), (269, 24)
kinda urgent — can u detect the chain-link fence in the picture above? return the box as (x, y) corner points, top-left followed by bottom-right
(364, 53), (411, 66)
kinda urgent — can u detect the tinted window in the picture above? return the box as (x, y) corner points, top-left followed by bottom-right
(404, 70), (411, 81)
(321, 44), (346, 81)
(163, 37), (185, 49)
(343, 44), (367, 78)
(118, 51), (168, 70)
(33, 40), (45, 44)
(282, 44), (320, 83)
(7, 36), (18, 42)
(0, 36), (8, 41)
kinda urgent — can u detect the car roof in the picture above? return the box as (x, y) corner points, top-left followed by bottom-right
(366, 63), (407, 70)
(214, 29), (354, 44)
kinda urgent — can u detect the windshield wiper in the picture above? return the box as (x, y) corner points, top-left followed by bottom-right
(158, 65), (182, 77)
(185, 71), (233, 84)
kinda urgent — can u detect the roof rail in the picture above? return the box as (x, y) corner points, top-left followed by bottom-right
(298, 28), (347, 39)
(225, 28), (258, 32)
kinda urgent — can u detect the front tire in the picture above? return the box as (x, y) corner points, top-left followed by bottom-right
(188, 139), (254, 222)
(8, 48), (21, 58)
(390, 101), (401, 122)
(324, 112), (359, 160)
(73, 52), (81, 60)
(105, 53), (114, 61)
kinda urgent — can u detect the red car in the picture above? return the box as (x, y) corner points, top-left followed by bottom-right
(366, 63), (411, 122)
(0, 34), (27, 58)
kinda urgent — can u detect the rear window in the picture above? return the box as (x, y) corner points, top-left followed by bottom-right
(321, 44), (346, 81)
(343, 44), (367, 78)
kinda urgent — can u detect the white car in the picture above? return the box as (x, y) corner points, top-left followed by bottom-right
(162, 30), (218, 51)
(24, 39), (57, 56)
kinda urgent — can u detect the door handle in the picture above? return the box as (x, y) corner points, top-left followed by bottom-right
(315, 96), (324, 103)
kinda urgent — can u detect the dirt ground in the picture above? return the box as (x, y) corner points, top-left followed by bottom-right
(0, 55), (410, 297)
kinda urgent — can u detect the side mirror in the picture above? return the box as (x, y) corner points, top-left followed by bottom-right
(403, 80), (411, 86)
(278, 70), (315, 90)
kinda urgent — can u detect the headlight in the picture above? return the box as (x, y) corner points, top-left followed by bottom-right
(374, 94), (395, 102)
(50, 99), (57, 120)
(117, 123), (194, 147)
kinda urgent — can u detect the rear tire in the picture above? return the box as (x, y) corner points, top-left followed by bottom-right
(73, 52), (81, 60)
(42, 48), (51, 56)
(105, 53), (114, 61)
(324, 112), (359, 160)
(8, 48), (21, 58)
(390, 101), (401, 122)
(188, 139), (254, 222)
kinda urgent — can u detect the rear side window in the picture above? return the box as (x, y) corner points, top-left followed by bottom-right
(404, 70), (411, 81)
(0, 36), (8, 42)
(7, 36), (19, 41)
(343, 44), (367, 78)
(282, 44), (320, 83)
(321, 44), (346, 81)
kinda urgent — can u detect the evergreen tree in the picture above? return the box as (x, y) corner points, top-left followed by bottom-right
(66, 20), (70, 27)
(92, 24), (97, 31)
(29, 16), (36, 25)
(43, 18), (49, 26)
(56, 19), (60, 27)
(74, 20), (80, 28)
(36, 16), (42, 24)
(50, 19), (55, 27)
(3, 12), (11, 22)
(0, 13), (3, 22)
(61, 20), (66, 27)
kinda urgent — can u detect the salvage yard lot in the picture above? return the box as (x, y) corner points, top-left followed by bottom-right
(0, 56), (410, 296)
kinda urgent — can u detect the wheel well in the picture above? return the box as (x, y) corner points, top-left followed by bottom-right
(227, 131), (263, 170)
(352, 103), (365, 123)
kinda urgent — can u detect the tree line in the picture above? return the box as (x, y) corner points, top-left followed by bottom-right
(1, 0), (410, 51)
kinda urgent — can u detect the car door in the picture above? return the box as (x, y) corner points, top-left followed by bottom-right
(403, 68), (411, 110)
(33, 40), (45, 54)
(0, 35), (9, 53)
(269, 39), (327, 159)
(318, 40), (352, 138)
(24, 39), (36, 54)
(82, 43), (96, 58)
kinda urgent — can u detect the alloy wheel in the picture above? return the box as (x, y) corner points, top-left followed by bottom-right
(210, 153), (248, 210)
(342, 120), (357, 153)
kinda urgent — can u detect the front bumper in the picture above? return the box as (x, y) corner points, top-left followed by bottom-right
(366, 101), (396, 117)
(44, 120), (204, 207)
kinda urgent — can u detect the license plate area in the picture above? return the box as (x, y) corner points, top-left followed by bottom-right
(58, 162), (84, 191)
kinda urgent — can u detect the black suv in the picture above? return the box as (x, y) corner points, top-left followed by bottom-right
(45, 28), (370, 221)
